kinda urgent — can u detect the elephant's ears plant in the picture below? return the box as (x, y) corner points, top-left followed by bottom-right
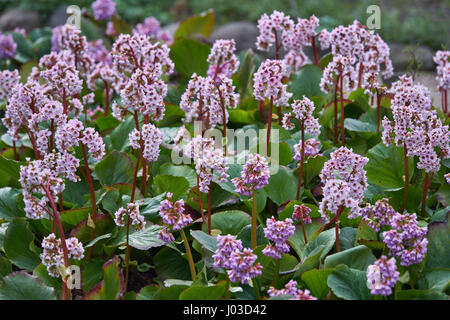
(0, 1), (448, 301)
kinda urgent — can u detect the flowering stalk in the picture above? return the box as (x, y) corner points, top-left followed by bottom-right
(301, 220), (308, 244)
(41, 182), (71, 300)
(207, 173), (212, 235)
(335, 205), (344, 252)
(296, 120), (305, 200)
(333, 76), (339, 144)
(421, 173), (431, 217)
(340, 72), (345, 146)
(80, 141), (99, 260)
(180, 229), (197, 281)
(197, 175), (206, 223)
(125, 149), (142, 288)
(252, 190), (258, 249)
(311, 35), (319, 65)
(376, 89), (381, 133)
(399, 143), (409, 213)
(266, 97), (273, 157)
(103, 80), (110, 116)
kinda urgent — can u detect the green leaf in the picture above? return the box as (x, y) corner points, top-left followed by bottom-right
(174, 9), (215, 39)
(0, 156), (24, 182)
(83, 256), (125, 300)
(236, 225), (269, 249)
(301, 268), (334, 300)
(339, 227), (357, 251)
(110, 116), (135, 151)
(140, 193), (166, 218)
(32, 264), (62, 298)
(0, 272), (56, 300)
(237, 49), (256, 99)
(290, 65), (325, 99)
(60, 208), (90, 228)
(366, 143), (414, 190)
(154, 247), (191, 281)
(81, 258), (105, 292)
(0, 187), (24, 221)
(124, 225), (165, 250)
(324, 245), (376, 271)
(170, 39), (210, 81)
(190, 230), (218, 252)
(396, 289), (449, 300)
(112, 15), (132, 35)
(153, 285), (189, 300)
(264, 166), (297, 206)
(94, 150), (134, 186)
(153, 175), (190, 200)
(228, 109), (257, 125)
(0, 256), (12, 278)
(426, 212), (450, 271)
(327, 265), (371, 300)
(293, 245), (325, 279)
(303, 155), (327, 186)
(4, 219), (40, 271)
(159, 163), (197, 189)
(304, 228), (336, 260)
(179, 282), (227, 300)
(136, 285), (159, 300)
(344, 118), (377, 133)
(202, 210), (251, 235)
(288, 219), (323, 259)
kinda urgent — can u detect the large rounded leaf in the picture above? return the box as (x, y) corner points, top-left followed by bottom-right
(94, 150), (134, 186)
(0, 272), (56, 300)
(366, 143), (414, 190)
(327, 265), (371, 300)
(202, 210), (251, 235)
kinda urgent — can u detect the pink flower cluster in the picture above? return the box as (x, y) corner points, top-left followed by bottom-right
(213, 234), (262, 284)
(320, 20), (393, 93)
(41, 233), (85, 278)
(0, 32), (17, 59)
(207, 39), (240, 81)
(268, 280), (317, 300)
(361, 198), (396, 232)
(133, 17), (173, 45)
(129, 123), (163, 162)
(92, 0), (116, 21)
(366, 255), (399, 296)
(114, 202), (146, 232)
(256, 11), (293, 52)
(232, 153), (270, 196)
(184, 136), (228, 193)
(292, 204), (312, 224)
(383, 212), (428, 267)
(253, 59), (292, 107)
(382, 76), (450, 172)
(157, 192), (193, 243)
(180, 73), (238, 127)
(433, 50), (450, 91)
(282, 96), (320, 136)
(111, 34), (173, 121)
(0, 69), (20, 100)
(293, 139), (321, 160)
(319, 147), (369, 221)
(262, 217), (295, 259)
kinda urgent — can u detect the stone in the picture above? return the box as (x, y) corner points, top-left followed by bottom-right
(0, 8), (40, 32)
(210, 21), (259, 54)
(47, 6), (70, 28)
(389, 43), (435, 71)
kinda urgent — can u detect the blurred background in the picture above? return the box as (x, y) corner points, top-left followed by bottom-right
(0, 0), (448, 50)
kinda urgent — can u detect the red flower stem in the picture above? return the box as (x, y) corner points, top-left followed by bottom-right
(273, 28), (280, 60)
(196, 175), (206, 223)
(49, 119), (54, 151)
(251, 190), (258, 249)
(421, 172), (431, 217)
(25, 128), (40, 159)
(311, 36), (319, 65)
(12, 140), (18, 160)
(376, 90), (381, 134)
(259, 100), (266, 122)
(207, 172), (212, 235)
(126, 148), (142, 289)
(399, 142), (409, 213)
(296, 120), (305, 201)
(266, 97), (273, 157)
(41, 183), (70, 300)
(340, 73), (345, 146)
(335, 205), (344, 252)
(180, 228), (197, 280)
(80, 141), (98, 260)
(334, 76), (339, 145)
(103, 80), (110, 116)
(301, 220), (308, 244)
(357, 64), (364, 89)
